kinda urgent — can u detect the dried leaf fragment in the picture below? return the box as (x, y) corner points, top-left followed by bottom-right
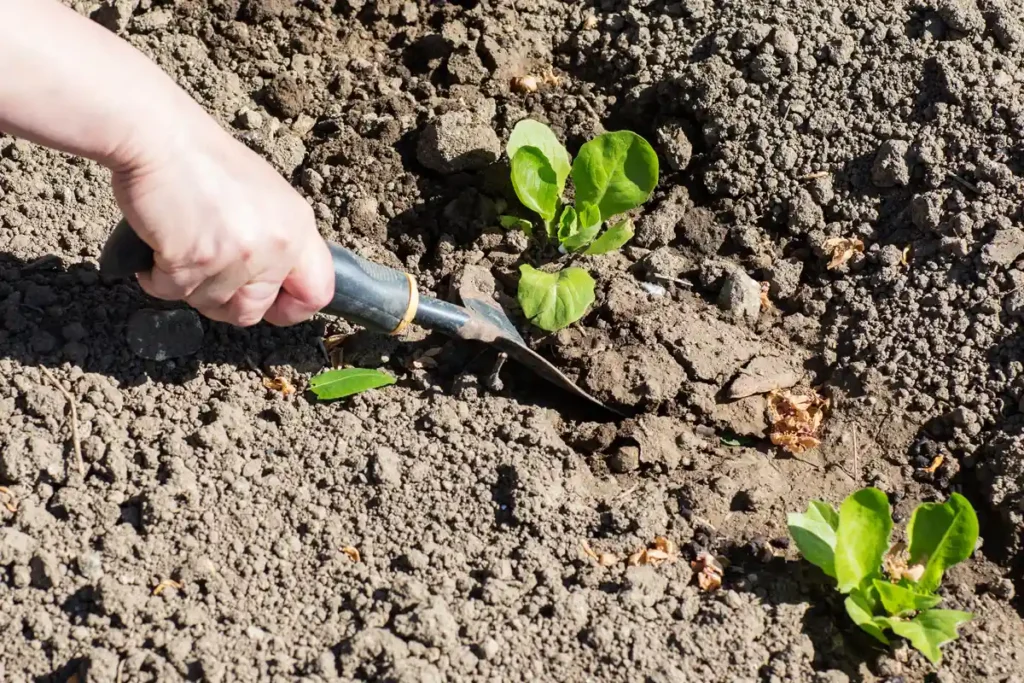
(921, 455), (944, 473)
(341, 546), (361, 562)
(882, 541), (926, 583)
(152, 579), (183, 596)
(822, 236), (864, 270)
(901, 245), (910, 267)
(691, 551), (725, 592)
(767, 388), (830, 454)
(759, 281), (774, 312)
(262, 376), (296, 395)
(627, 537), (679, 567)
(582, 540), (619, 567)
(0, 486), (17, 513)
(510, 75), (538, 93)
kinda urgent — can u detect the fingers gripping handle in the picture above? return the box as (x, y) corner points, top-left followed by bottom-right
(99, 219), (420, 335)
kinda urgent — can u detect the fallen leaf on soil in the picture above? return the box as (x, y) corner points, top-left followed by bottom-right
(726, 355), (803, 400)
(901, 245), (910, 267)
(822, 237), (864, 270)
(581, 540), (619, 567)
(152, 579), (183, 596)
(341, 546), (361, 562)
(691, 551), (725, 592)
(921, 455), (944, 473)
(766, 388), (830, 454)
(882, 541), (926, 583)
(262, 376), (296, 395)
(759, 281), (774, 312)
(0, 486), (17, 513)
(628, 537), (679, 567)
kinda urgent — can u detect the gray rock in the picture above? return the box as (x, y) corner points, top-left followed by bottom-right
(370, 446), (402, 487)
(717, 268), (762, 324)
(872, 140), (911, 187)
(607, 446), (640, 473)
(417, 111), (500, 174)
(126, 308), (204, 361)
(77, 550), (104, 581)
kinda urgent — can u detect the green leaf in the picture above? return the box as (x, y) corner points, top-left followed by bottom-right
(506, 119), (571, 194)
(834, 488), (893, 594)
(883, 609), (972, 665)
(844, 589), (890, 645)
(560, 203), (603, 252)
(309, 368), (395, 400)
(788, 499), (840, 578)
(585, 218), (635, 255)
(872, 579), (942, 616)
(511, 146), (560, 221)
(906, 492), (979, 593)
(571, 131), (659, 221)
(499, 214), (533, 236)
(517, 265), (595, 332)
(557, 205), (579, 244)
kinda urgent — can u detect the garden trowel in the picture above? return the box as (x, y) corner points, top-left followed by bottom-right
(98, 219), (615, 414)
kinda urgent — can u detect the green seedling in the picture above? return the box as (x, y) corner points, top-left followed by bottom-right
(788, 488), (979, 665)
(309, 367), (395, 400)
(499, 119), (658, 331)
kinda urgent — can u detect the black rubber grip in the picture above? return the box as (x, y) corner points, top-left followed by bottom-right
(98, 218), (415, 335)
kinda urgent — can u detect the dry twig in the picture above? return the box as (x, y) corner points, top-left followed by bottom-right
(40, 367), (83, 477)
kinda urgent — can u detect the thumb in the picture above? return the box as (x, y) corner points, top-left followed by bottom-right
(262, 241), (334, 327)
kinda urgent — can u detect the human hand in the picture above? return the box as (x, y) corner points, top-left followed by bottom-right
(111, 125), (334, 327)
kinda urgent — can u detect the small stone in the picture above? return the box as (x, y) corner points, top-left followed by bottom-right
(479, 637), (500, 660)
(872, 140), (911, 188)
(655, 120), (693, 171)
(77, 550), (104, 581)
(607, 446), (640, 473)
(370, 446), (402, 487)
(772, 27), (799, 55)
(417, 111), (500, 174)
(126, 308), (204, 361)
(717, 268), (761, 324)
(235, 108), (264, 131)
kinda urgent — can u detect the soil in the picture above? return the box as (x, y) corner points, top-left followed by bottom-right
(3, 0), (1024, 681)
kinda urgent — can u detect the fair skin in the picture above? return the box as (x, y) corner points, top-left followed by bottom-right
(0, 0), (334, 327)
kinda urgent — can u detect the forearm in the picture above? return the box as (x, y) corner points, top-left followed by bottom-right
(0, 0), (216, 170)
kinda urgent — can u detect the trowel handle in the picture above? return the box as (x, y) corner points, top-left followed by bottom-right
(99, 218), (419, 335)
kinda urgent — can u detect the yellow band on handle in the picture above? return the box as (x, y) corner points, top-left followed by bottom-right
(390, 273), (419, 335)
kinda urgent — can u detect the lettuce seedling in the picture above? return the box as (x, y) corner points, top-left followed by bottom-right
(788, 488), (979, 665)
(499, 119), (659, 331)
